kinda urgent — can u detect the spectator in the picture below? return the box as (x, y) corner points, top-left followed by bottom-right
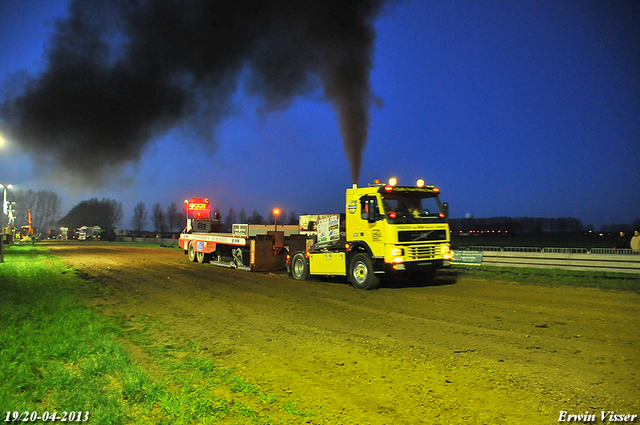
(615, 231), (629, 252)
(631, 230), (640, 253)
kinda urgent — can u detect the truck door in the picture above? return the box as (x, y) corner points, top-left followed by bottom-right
(359, 196), (385, 257)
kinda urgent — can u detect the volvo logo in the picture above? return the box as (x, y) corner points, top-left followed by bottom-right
(347, 200), (357, 214)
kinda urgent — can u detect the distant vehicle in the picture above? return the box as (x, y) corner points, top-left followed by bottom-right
(77, 226), (93, 241)
(77, 226), (101, 241)
(114, 228), (130, 237)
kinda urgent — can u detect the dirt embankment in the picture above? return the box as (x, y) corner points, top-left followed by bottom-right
(50, 243), (640, 424)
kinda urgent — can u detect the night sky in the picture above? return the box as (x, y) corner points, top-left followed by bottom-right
(1, 0), (638, 230)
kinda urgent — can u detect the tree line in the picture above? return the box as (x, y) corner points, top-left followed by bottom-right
(129, 202), (298, 234)
(450, 216), (586, 234)
(58, 198), (123, 233)
(450, 216), (640, 234)
(5, 187), (638, 237)
(7, 189), (62, 232)
(4, 187), (299, 236)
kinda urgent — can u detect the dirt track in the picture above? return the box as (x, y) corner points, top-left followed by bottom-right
(49, 242), (639, 424)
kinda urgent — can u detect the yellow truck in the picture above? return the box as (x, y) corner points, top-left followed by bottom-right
(288, 178), (452, 289)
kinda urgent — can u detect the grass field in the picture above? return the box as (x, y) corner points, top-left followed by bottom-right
(0, 245), (318, 425)
(450, 265), (640, 293)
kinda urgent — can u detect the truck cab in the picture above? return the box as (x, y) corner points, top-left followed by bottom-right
(347, 179), (450, 268)
(289, 178), (451, 289)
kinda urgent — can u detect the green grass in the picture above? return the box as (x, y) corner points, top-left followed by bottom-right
(453, 265), (640, 292)
(0, 245), (321, 424)
(0, 246), (131, 424)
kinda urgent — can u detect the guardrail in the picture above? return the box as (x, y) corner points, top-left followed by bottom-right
(461, 246), (638, 255)
(118, 236), (179, 245)
(452, 247), (640, 274)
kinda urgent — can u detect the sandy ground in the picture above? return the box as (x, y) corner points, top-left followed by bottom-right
(48, 242), (639, 424)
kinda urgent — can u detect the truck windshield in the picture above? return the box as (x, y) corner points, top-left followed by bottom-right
(381, 193), (445, 224)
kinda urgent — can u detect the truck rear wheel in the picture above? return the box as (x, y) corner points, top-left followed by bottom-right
(290, 252), (310, 281)
(188, 242), (197, 262)
(350, 253), (380, 290)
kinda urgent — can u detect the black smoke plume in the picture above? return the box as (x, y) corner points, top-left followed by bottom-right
(1, 0), (390, 186)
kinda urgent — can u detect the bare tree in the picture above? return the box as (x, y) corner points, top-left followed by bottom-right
(287, 211), (298, 225)
(34, 190), (62, 230)
(247, 210), (264, 224)
(11, 189), (61, 231)
(10, 189), (37, 227)
(239, 209), (247, 224)
(175, 212), (186, 231)
(131, 202), (148, 234)
(224, 208), (236, 232)
(166, 202), (179, 232)
(102, 199), (123, 231)
(152, 202), (166, 233)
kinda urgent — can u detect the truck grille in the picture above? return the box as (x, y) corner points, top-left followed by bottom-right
(406, 245), (438, 261)
(398, 230), (447, 243)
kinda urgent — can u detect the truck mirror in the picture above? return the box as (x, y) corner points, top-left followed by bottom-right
(443, 203), (449, 220)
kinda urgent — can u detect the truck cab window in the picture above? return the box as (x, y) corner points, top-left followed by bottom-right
(381, 193), (445, 224)
(360, 197), (379, 221)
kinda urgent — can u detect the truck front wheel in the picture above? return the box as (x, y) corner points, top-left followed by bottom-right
(290, 252), (310, 281)
(350, 253), (380, 290)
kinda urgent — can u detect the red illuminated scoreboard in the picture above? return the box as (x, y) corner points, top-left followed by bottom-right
(186, 198), (211, 219)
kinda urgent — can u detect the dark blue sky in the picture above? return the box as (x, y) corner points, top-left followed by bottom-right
(1, 0), (638, 229)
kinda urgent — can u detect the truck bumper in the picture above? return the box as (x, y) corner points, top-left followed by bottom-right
(386, 259), (450, 273)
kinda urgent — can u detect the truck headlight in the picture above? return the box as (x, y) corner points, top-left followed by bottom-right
(441, 244), (452, 260)
(390, 248), (404, 263)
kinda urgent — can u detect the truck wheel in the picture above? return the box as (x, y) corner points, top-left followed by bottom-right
(350, 253), (380, 290)
(290, 252), (310, 281)
(196, 251), (210, 264)
(188, 242), (197, 262)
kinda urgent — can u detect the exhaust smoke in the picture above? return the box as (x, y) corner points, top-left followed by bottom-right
(0, 0), (391, 187)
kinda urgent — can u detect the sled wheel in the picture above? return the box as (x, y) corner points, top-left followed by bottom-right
(188, 241), (197, 262)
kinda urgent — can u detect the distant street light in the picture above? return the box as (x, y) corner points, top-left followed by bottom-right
(1, 183), (12, 263)
(273, 209), (280, 232)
